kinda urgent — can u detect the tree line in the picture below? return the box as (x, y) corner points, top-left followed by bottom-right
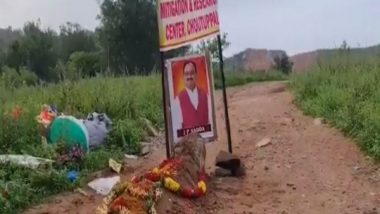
(0, 0), (230, 87)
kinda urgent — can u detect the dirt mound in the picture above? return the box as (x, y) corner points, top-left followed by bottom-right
(97, 134), (211, 214)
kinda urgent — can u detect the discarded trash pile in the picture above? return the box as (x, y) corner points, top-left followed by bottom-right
(3, 104), (115, 175)
(97, 134), (207, 214)
(35, 104), (113, 153)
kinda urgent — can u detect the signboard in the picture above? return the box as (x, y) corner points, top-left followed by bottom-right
(157, 0), (220, 51)
(165, 54), (217, 144)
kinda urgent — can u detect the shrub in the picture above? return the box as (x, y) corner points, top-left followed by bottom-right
(291, 53), (380, 159)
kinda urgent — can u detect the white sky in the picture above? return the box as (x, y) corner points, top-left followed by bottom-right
(0, 0), (379, 56)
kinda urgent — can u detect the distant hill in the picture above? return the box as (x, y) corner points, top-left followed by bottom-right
(291, 44), (380, 72)
(226, 44), (380, 73)
(0, 27), (22, 50)
(225, 48), (286, 72)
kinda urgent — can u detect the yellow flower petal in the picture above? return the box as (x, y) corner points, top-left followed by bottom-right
(198, 181), (207, 193)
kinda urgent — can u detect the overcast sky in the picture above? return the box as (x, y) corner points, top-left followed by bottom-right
(0, 0), (379, 56)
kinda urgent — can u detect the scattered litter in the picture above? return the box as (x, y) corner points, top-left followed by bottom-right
(143, 118), (159, 137)
(256, 138), (272, 148)
(140, 143), (151, 156)
(84, 112), (112, 149)
(67, 170), (79, 183)
(88, 176), (120, 196)
(109, 159), (122, 173)
(125, 154), (138, 160)
(0, 155), (54, 169)
(36, 104), (58, 128)
(75, 188), (89, 197)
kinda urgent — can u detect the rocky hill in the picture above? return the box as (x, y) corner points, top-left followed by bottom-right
(225, 48), (286, 72)
(226, 44), (380, 73)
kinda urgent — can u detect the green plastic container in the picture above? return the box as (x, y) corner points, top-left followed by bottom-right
(48, 116), (90, 153)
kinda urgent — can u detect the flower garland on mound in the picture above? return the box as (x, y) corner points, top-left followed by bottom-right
(97, 158), (208, 214)
(97, 178), (162, 214)
(143, 158), (207, 198)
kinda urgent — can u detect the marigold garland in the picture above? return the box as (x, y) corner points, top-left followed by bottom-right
(97, 158), (208, 214)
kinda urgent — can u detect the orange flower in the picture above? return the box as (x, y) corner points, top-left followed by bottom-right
(11, 106), (22, 120)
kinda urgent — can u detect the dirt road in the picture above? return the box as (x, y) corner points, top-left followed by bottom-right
(26, 82), (380, 214)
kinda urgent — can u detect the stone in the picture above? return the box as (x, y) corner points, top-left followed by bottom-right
(256, 138), (272, 148)
(233, 163), (246, 177)
(280, 117), (293, 126)
(140, 144), (151, 156)
(215, 167), (231, 177)
(313, 118), (324, 125)
(215, 150), (241, 173)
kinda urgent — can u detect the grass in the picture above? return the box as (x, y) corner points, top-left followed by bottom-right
(291, 52), (380, 160)
(214, 70), (287, 89)
(0, 75), (162, 213)
(0, 70), (286, 213)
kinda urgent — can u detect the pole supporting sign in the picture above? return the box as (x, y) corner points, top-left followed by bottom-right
(157, 0), (220, 51)
(157, 0), (233, 157)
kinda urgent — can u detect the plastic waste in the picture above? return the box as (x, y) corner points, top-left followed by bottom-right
(109, 159), (122, 174)
(67, 170), (79, 183)
(48, 115), (90, 153)
(125, 154), (138, 160)
(88, 176), (120, 195)
(83, 112), (112, 149)
(0, 155), (54, 169)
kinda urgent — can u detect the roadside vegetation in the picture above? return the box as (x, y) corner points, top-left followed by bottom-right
(291, 51), (380, 160)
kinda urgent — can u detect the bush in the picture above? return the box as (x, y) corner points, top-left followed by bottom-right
(0, 66), (38, 88)
(291, 53), (380, 159)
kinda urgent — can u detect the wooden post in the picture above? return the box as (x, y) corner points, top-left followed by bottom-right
(160, 51), (171, 158)
(217, 34), (233, 153)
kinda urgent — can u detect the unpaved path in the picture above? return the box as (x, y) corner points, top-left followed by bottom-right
(25, 82), (380, 214)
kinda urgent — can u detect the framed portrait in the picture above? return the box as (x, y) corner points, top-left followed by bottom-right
(165, 53), (217, 145)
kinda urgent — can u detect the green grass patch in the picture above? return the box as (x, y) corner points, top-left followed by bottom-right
(291, 53), (380, 159)
(214, 70), (287, 89)
(0, 75), (162, 213)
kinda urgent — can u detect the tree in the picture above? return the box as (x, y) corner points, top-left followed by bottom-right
(0, 49), (4, 71)
(58, 22), (97, 62)
(66, 51), (101, 80)
(97, 0), (159, 75)
(6, 40), (26, 72)
(196, 33), (230, 62)
(273, 53), (293, 74)
(0, 27), (22, 50)
(21, 21), (59, 81)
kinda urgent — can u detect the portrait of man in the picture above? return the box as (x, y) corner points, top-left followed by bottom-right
(177, 61), (209, 129)
(166, 54), (217, 144)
